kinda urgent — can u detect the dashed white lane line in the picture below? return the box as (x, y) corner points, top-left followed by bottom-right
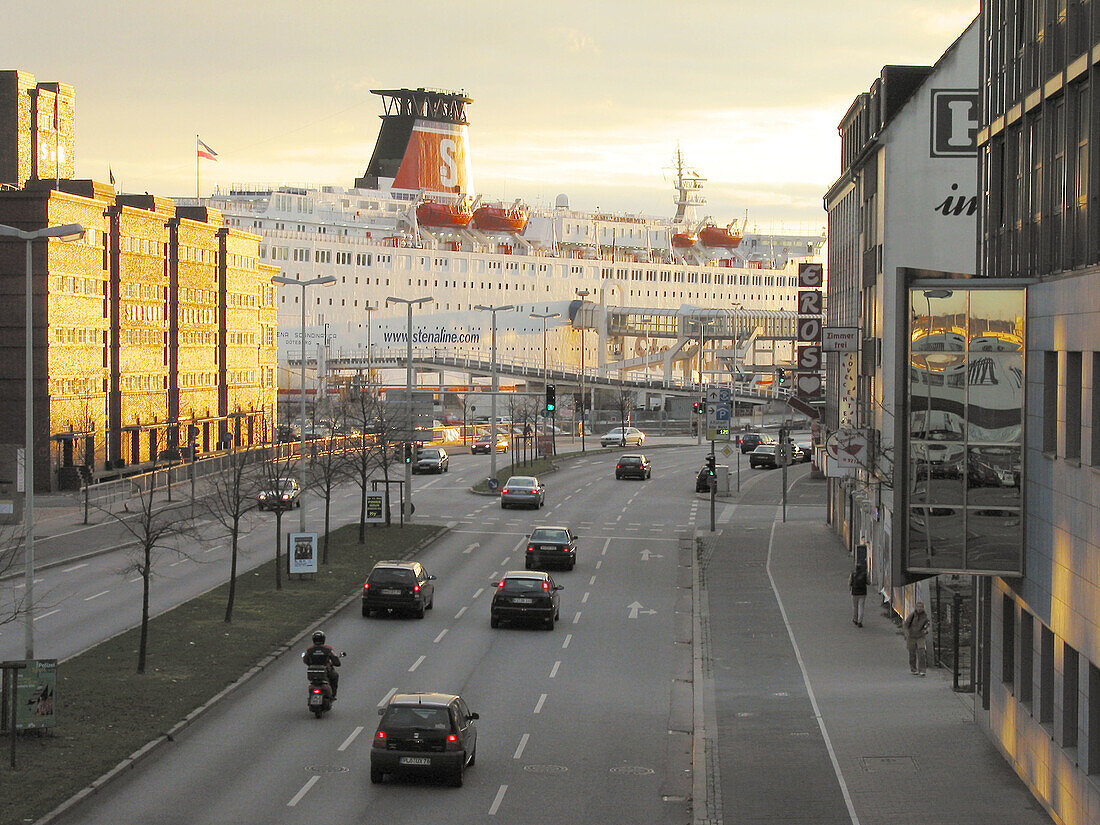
(83, 590), (110, 601)
(433, 629), (448, 643)
(601, 538), (611, 556)
(513, 733), (530, 759)
(377, 687), (398, 710)
(61, 563), (89, 573)
(581, 592), (590, 604)
(33, 609), (60, 622)
(455, 607), (468, 620)
(501, 556), (510, 565)
(562, 634), (572, 649)
(338, 726), (364, 752)
(409, 655), (426, 672)
(549, 660), (561, 678)
(489, 784), (508, 816)
(473, 587), (485, 599)
(533, 693), (547, 714)
(287, 775), (320, 807)
(595, 560), (602, 570)
(572, 612), (581, 624)
(589, 575), (597, 585)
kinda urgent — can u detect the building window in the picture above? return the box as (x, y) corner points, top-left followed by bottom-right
(1064, 643), (1080, 749)
(1067, 351), (1082, 460)
(1093, 353), (1100, 467)
(1040, 625), (1055, 724)
(1043, 351), (1058, 454)
(1089, 662), (1100, 773)
(1020, 611), (1034, 708)
(1002, 595), (1015, 687)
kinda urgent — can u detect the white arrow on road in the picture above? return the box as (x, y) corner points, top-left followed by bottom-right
(462, 543), (481, 555)
(639, 549), (663, 561)
(627, 601), (657, 619)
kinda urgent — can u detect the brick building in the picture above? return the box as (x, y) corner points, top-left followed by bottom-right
(0, 70), (278, 491)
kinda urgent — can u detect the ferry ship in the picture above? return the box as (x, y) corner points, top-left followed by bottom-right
(201, 88), (824, 392)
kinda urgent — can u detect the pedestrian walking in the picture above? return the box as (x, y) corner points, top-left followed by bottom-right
(848, 562), (868, 627)
(904, 601), (930, 675)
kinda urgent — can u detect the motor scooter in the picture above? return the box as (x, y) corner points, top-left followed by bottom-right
(302, 651), (345, 718)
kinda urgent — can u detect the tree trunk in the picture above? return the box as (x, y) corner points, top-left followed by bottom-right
(323, 484), (331, 565)
(274, 509), (283, 590)
(137, 543), (151, 674)
(224, 520), (239, 622)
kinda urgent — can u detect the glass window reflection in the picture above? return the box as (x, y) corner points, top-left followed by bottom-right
(967, 352), (1024, 442)
(965, 508), (1022, 574)
(908, 506), (965, 570)
(968, 290), (1024, 352)
(911, 289), (968, 353)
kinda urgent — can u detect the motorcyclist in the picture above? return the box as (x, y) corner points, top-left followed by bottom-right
(303, 630), (341, 699)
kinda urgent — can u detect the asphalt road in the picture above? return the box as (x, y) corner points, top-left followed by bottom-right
(43, 442), (717, 824)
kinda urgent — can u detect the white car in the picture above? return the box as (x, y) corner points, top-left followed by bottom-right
(600, 427), (646, 447)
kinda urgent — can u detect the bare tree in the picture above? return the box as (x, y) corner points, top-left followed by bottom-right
(343, 387), (404, 537)
(103, 461), (202, 673)
(311, 406), (351, 564)
(201, 445), (262, 622)
(0, 523), (29, 627)
(259, 448), (299, 591)
(614, 386), (635, 446)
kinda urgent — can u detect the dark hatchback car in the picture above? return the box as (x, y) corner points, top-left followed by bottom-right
(500, 476), (546, 509)
(490, 571), (562, 630)
(749, 444), (781, 469)
(257, 477), (301, 511)
(412, 447), (449, 474)
(362, 561), (436, 618)
(739, 432), (777, 454)
(525, 526), (577, 570)
(371, 692), (479, 787)
(615, 454), (651, 480)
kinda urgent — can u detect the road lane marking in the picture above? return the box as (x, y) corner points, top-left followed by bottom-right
(338, 726), (364, 752)
(602, 538), (611, 556)
(589, 576), (597, 585)
(581, 592), (590, 603)
(433, 629), (448, 643)
(378, 688), (398, 710)
(409, 655), (426, 672)
(169, 559), (187, 567)
(595, 561), (602, 569)
(83, 590), (110, 601)
(549, 661), (561, 678)
(61, 563), (88, 573)
(455, 607), (468, 619)
(501, 556), (510, 565)
(473, 588), (485, 599)
(533, 693), (547, 714)
(488, 784), (508, 816)
(462, 542), (480, 554)
(572, 612), (581, 624)
(33, 609), (60, 622)
(513, 733), (530, 759)
(562, 634), (572, 649)
(287, 775), (320, 807)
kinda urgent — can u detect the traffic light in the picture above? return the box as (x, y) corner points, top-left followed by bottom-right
(545, 384), (556, 413)
(776, 368), (789, 387)
(706, 453), (716, 473)
(403, 442), (413, 464)
(693, 400), (705, 415)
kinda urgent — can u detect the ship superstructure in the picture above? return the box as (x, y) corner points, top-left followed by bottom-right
(200, 88), (824, 386)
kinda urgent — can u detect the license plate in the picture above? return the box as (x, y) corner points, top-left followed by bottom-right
(381, 589), (402, 595)
(513, 598), (533, 604)
(309, 694), (324, 706)
(399, 756), (431, 766)
(540, 545), (555, 551)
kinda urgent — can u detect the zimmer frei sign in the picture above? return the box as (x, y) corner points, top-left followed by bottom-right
(795, 263), (824, 402)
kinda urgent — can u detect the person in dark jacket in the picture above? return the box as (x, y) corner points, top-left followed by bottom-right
(848, 562), (868, 627)
(303, 629), (341, 698)
(903, 602), (930, 676)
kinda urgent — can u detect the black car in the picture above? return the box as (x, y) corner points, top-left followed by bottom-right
(749, 444), (780, 469)
(793, 439), (814, 463)
(362, 561), (436, 618)
(525, 526), (577, 570)
(615, 454), (651, 480)
(412, 447), (449, 474)
(257, 477), (301, 511)
(370, 692), (479, 787)
(490, 571), (562, 630)
(739, 432), (777, 454)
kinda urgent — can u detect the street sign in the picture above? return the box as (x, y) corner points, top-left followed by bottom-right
(826, 429), (869, 469)
(795, 373), (823, 399)
(786, 394), (819, 419)
(822, 327), (860, 352)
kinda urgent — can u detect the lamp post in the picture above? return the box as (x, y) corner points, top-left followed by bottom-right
(576, 289), (591, 452)
(387, 295), (433, 520)
(729, 304), (742, 491)
(271, 274), (336, 532)
(475, 304), (514, 481)
(0, 221), (85, 659)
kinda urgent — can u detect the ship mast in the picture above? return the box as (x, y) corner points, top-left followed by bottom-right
(672, 145), (706, 227)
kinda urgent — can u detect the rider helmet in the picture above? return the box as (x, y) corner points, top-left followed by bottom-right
(312, 630), (325, 645)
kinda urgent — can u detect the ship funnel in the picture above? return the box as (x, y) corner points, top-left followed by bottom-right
(555, 194), (569, 209)
(355, 88), (474, 194)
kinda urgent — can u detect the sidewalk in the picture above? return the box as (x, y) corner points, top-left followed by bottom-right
(694, 491), (1054, 825)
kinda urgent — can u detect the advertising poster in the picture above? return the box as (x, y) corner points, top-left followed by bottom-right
(365, 491), (387, 523)
(15, 659), (56, 730)
(288, 532), (318, 574)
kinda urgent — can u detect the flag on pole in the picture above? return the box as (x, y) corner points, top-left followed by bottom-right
(109, 166), (115, 186)
(197, 138), (218, 161)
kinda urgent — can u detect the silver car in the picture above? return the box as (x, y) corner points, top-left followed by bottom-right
(500, 475), (546, 509)
(600, 426), (646, 447)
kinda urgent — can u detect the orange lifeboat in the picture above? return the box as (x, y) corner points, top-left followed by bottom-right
(473, 203), (529, 233)
(698, 223), (742, 249)
(416, 199), (473, 228)
(671, 233), (697, 248)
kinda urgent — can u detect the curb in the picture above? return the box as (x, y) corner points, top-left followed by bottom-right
(31, 523), (451, 825)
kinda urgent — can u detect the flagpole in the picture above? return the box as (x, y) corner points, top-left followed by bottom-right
(196, 134), (200, 200)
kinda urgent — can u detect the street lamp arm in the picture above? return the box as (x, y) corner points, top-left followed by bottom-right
(0, 222), (85, 242)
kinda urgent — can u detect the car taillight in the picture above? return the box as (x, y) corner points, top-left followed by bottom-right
(530, 490), (537, 495)
(542, 581), (549, 590)
(527, 545), (535, 553)
(413, 584), (420, 592)
(497, 580), (505, 588)
(444, 734), (462, 750)
(312, 688), (322, 695)
(373, 730), (386, 748)
(363, 582), (369, 590)
(501, 488), (510, 494)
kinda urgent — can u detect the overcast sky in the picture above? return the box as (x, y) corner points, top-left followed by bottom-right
(1, 0), (978, 232)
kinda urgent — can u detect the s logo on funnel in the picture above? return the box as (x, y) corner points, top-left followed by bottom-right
(393, 121), (473, 193)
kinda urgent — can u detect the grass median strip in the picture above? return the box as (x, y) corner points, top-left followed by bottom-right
(2, 521), (439, 825)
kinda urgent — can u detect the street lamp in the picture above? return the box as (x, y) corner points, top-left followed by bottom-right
(271, 274), (336, 532)
(0, 221), (85, 659)
(387, 295), (433, 520)
(530, 311), (560, 451)
(728, 304), (742, 492)
(363, 304), (377, 396)
(475, 304), (514, 481)
(576, 289), (591, 452)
